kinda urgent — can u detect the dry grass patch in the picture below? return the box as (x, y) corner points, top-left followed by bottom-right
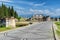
(16, 22), (29, 27)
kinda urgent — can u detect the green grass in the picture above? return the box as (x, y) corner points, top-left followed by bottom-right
(55, 22), (60, 25)
(55, 22), (60, 37)
(0, 22), (31, 32)
(55, 22), (60, 29)
(56, 30), (60, 36)
(57, 25), (60, 29)
(0, 27), (12, 32)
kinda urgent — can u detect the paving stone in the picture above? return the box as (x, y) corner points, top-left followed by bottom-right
(0, 21), (54, 40)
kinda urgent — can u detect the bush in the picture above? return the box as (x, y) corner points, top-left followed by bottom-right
(56, 30), (60, 36)
(55, 22), (60, 25)
(6, 27), (12, 29)
(55, 22), (60, 29)
(0, 25), (5, 28)
(16, 22), (29, 27)
(29, 22), (33, 24)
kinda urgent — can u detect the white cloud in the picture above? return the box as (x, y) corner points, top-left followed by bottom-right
(44, 9), (50, 14)
(39, 10), (43, 13)
(56, 9), (60, 12)
(30, 9), (38, 12)
(14, 6), (25, 10)
(4, 2), (25, 10)
(54, 8), (60, 16)
(0, 0), (12, 2)
(17, 1), (46, 7)
(34, 2), (46, 6)
(44, 9), (55, 16)
(30, 9), (44, 14)
(29, 9), (55, 16)
(17, 1), (33, 5)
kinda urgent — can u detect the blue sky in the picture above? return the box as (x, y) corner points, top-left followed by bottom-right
(0, 0), (60, 18)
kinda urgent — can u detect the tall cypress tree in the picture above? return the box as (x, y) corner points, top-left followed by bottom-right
(10, 6), (15, 17)
(1, 3), (5, 18)
(0, 7), (2, 18)
(14, 11), (18, 18)
(0, 3), (18, 19)
(8, 7), (11, 18)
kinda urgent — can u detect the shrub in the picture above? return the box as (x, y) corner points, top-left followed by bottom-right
(56, 30), (60, 36)
(16, 22), (29, 27)
(55, 22), (60, 25)
(29, 22), (33, 24)
(6, 27), (12, 29)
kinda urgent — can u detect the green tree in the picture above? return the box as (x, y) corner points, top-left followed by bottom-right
(8, 7), (11, 18)
(1, 3), (5, 18)
(0, 3), (18, 19)
(17, 17), (21, 21)
(14, 11), (18, 18)
(10, 6), (15, 17)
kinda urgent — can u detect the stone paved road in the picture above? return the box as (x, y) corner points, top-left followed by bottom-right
(0, 21), (54, 40)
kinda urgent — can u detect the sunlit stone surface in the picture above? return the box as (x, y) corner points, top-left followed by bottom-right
(0, 21), (54, 40)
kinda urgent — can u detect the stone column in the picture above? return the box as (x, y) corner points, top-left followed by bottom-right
(52, 18), (54, 21)
(10, 17), (16, 28)
(57, 18), (59, 21)
(47, 17), (51, 21)
(6, 18), (9, 27)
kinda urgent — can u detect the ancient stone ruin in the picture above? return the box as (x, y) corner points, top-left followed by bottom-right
(6, 17), (16, 28)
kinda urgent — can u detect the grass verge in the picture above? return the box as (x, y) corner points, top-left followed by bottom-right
(55, 22), (60, 37)
(0, 27), (12, 32)
(56, 30), (60, 36)
(0, 22), (32, 32)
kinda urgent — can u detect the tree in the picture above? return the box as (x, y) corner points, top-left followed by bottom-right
(0, 3), (18, 18)
(10, 6), (15, 17)
(17, 17), (21, 21)
(1, 3), (5, 18)
(8, 7), (11, 18)
(14, 11), (18, 18)
(0, 7), (2, 18)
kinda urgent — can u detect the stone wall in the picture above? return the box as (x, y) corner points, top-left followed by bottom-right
(32, 14), (43, 22)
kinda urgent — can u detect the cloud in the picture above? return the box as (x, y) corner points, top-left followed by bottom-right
(4, 2), (25, 10)
(16, 1), (33, 5)
(56, 9), (60, 12)
(14, 6), (25, 11)
(55, 9), (60, 14)
(39, 10), (44, 13)
(46, 8), (60, 17)
(44, 9), (50, 14)
(30, 9), (55, 16)
(0, 0), (12, 2)
(54, 8), (60, 16)
(3, 2), (25, 15)
(34, 2), (46, 7)
(16, 1), (46, 7)
(30, 9), (44, 14)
